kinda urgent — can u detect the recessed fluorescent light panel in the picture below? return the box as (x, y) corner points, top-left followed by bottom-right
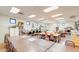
(43, 6), (59, 13)
(28, 14), (36, 18)
(10, 7), (20, 14)
(51, 14), (63, 18)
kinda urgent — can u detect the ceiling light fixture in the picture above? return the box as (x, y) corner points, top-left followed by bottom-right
(28, 14), (36, 18)
(10, 7), (20, 14)
(51, 14), (63, 18)
(43, 6), (59, 13)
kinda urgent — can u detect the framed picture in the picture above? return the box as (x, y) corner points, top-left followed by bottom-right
(10, 18), (16, 24)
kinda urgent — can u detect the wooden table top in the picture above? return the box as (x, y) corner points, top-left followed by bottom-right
(34, 32), (60, 36)
(7, 35), (54, 52)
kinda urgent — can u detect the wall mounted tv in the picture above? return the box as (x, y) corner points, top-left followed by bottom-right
(10, 18), (16, 24)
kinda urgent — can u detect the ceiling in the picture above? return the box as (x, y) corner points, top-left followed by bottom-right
(0, 6), (79, 23)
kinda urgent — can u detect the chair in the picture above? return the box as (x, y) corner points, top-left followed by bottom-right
(4, 34), (10, 51)
(49, 34), (55, 42)
(65, 40), (75, 48)
(44, 32), (49, 40)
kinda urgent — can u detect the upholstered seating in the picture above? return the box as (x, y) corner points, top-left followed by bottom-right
(65, 40), (75, 48)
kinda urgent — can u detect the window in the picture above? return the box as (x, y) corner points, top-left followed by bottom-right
(26, 21), (30, 25)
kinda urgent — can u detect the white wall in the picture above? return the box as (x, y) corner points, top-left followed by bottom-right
(0, 16), (10, 43)
(49, 19), (75, 32)
(0, 15), (21, 43)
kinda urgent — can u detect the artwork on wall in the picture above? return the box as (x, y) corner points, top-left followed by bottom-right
(10, 18), (16, 24)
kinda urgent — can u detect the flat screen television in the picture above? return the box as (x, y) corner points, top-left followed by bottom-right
(10, 18), (16, 24)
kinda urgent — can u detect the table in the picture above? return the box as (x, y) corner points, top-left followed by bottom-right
(5, 35), (54, 52)
(34, 32), (61, 42)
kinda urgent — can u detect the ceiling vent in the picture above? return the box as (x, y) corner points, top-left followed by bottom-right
(18, 12), (24, 15)
(70, 15), (76, 19)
